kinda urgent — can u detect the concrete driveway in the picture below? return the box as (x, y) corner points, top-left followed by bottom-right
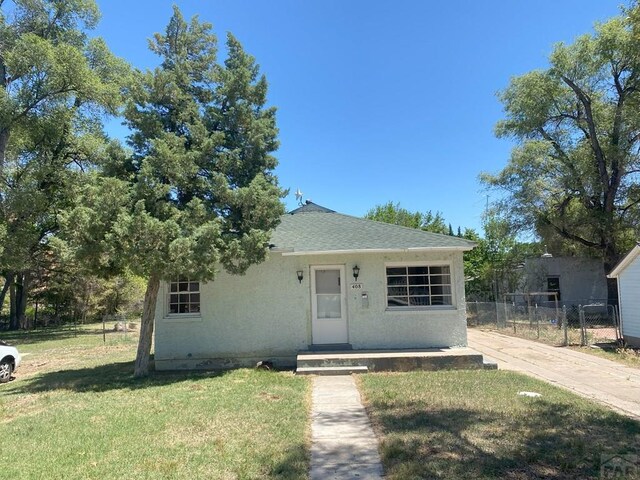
(468, 328), (640, 419)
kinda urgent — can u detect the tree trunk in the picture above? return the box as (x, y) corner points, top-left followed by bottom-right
(134, 273), (161, 378)
(0, 272), (14, 317)
(603, 243), (621, 306)
(16, 272), (28, 329)
(0, 128), (10, 173)
(9, 277), (17, 330)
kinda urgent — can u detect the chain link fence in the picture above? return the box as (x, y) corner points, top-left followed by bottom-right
(467, 299), (622, 347)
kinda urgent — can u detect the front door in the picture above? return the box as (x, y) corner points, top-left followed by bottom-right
(311, 265), (348, 345)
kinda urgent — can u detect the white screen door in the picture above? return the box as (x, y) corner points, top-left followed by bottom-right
(311, 266), (348, 344)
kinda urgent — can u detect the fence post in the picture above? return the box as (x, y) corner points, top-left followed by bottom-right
(611, 305), (620, 343)
(475, 301), (479, 327)
(535, 303), (540, 339)
(494, 301), (499, 329)
(579, 305), (586, 346)
(562, 305), (568, 346)
(503, 298), (508, 330)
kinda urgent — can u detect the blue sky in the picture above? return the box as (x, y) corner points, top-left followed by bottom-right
(95, 0), (623, 234)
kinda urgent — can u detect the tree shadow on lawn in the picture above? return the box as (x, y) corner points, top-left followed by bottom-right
(267, 443), (309, 480)
(8, 359), (230, 394)
(0, 325), (111, 347)
(373, 400), (640, 479)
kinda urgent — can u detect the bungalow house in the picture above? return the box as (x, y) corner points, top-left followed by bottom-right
(607, 243), (640, 347)
(153, 202), (476, 370)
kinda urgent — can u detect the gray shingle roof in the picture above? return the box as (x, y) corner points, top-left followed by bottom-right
(270, 202), (476, 254)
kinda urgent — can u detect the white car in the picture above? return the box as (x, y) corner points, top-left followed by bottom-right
(0, 340), (21, 383)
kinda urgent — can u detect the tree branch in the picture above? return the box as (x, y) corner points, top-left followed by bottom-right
(548, 220), (600, 248)
(538, 127), (588, 199)
(11, 85), (76, 124)
(560, 75), (609, 196)
(618, 197), (640, 214)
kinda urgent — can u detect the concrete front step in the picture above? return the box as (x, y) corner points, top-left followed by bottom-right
(297, 365), (369, 375)
(296, 347), (486, 373)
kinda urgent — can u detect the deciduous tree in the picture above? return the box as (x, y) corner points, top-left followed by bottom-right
(0, 0), (128, 328)
(482, 9), (640, 299)
(365, 201), (447, 234)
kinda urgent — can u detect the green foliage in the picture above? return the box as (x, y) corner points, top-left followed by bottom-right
(462, 220), (509, 300)
(62, 7), (285, 374)
(67, 6), (285, 281)
(479, 213), (539, 299)
(482, 8), (640, 271)
(365, 201), (448, 234)
(11, 236), (146, 325)
(0, 0), (130, 328)
(460, 215), (540, 301)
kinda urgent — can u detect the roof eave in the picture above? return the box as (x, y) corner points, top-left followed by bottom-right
(280, 246), (474, 257)
(607, 243), (640, 278)
(269, 247), (294, 253)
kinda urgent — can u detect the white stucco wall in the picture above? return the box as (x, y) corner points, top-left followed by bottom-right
(154, 250), (468, 370)
(618, 255), (640, 343)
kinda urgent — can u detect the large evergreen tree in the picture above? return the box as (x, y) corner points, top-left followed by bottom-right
(65, 7), (285, 376)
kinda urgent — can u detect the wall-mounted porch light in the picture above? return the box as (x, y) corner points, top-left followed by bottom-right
(296, 270), (304, 284)
(352, 265), (360, 281)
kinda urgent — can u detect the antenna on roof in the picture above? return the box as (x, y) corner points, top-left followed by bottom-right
(295, 188), (304, 206)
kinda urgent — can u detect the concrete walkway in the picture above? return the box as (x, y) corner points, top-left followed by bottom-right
(468, 328), (640, 419)
(310, 376), (384, 479)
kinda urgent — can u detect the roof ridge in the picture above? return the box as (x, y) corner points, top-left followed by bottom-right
(330, 211), (476, 245)
(288, 201), (335, 214)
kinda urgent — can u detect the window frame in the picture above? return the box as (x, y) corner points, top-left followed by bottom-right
(384, 262), (456, 311)
(165, 277), (202, 318)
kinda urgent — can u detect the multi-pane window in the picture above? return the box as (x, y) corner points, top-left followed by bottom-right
(168, 277), (200, 314)
(386, 265), (452, 307)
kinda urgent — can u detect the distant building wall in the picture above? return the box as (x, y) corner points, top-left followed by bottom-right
(521, 257), (607, 305)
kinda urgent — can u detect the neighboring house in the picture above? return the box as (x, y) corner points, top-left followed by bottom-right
(607, 243), (640, 347)
(520, 255), (607, 305)
(154, 202), (476, 370)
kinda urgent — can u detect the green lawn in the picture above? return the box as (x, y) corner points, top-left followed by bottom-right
(0, 324), (310, 480)
(5, 324), (640, 479)
(359, 371), (640, 480)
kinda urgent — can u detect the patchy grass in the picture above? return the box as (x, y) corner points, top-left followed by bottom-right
(472, 325), (636, 369)
(476, 324), (587, 347)
(570, 345), (640, 369)
(358, 371), (640, 480)
(0, 324), (310, 480)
